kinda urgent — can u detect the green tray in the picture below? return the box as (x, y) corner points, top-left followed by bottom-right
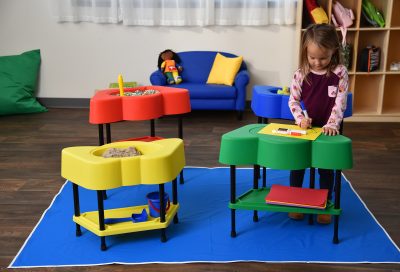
(229, 187), (341, 215)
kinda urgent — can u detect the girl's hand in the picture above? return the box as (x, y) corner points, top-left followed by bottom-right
(300, 118), (312, 129)
(323, 126), (339, 136)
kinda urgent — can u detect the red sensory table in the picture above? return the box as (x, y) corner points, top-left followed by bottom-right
(89, 85), (191, 184)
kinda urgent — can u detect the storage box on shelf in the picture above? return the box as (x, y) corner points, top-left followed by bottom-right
(296, 0), (400, 122)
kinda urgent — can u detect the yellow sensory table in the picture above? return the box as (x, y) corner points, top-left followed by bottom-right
(61, 138), (185, 250)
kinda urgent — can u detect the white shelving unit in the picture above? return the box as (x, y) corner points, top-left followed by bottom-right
(295, 0), (400, 122)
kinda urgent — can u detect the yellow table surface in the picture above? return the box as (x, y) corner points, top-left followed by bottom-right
(62, 138), (185, 190)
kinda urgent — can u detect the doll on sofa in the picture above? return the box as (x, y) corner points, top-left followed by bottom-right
(158, 49), (183, 84)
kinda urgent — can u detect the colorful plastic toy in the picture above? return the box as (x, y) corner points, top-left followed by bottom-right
(276, 86), (290, 95)
(90, 85), (190, 184)
(104, 209), (148, 224)
(219, 124), (353, 244)
(118, 74), (125, 96)
(62, 139), (185, 250)
(305, 0), (329, 24)
(158, 49), (183, 85)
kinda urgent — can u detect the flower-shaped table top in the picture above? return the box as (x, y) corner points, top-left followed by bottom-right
(62, 139), (185, 190)
(89, 86), (191, 124)
(219, 124), (352, 170)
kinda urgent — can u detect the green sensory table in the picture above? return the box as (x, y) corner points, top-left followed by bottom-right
(219, 124), (353, 244)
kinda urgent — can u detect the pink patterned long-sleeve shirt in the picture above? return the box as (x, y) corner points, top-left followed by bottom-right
(288, 65), (349, 130)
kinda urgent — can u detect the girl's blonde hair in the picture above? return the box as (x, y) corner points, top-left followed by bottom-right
(300, 24), (342, 77)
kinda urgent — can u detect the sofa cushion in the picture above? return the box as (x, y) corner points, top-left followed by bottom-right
(207, 53), (243, 86)
(177, 83), (237, 99)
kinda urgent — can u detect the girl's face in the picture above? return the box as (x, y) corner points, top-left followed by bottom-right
(307, 41), (334, 72)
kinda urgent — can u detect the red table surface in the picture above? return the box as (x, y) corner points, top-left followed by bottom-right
(89, 86), (191, 124)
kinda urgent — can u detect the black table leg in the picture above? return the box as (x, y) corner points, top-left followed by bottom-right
(172, 178), (179, 224)
(259, 120), (268, 181)
(106, 123), (111, 144)
(98, 124), (104, 146)
(159, 184), (167, 242)
(72, 183), (82, 236)
(178, 115), (183, 139)
(253, 165), (259, 222)
(150, 119), (155, 137)
(333, 170), (341, 244)
(98, 124), (108, 200)
(230, 165), (236, 237)
(178, 116), (185, 184)
(102, 124), (113, 200)
(262, 167), (266, 187)
(309, 167), (315, 225)
(97, 190), (107, 251)
(255, 118), (262, 182)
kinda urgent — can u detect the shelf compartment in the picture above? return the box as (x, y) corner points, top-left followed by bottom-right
(356, 30), (388, 72)
(348, 74), (356, 95)
(391, 0), (400, 27)
(301, 0), (330, 29)
(353, 74), (382, 114)
(382, 75), (400, 114)
(359, 0), (390, 28)
(73, 204), (179, 236)
(338, 30), (357, 72)
(387, 30), (400, 71)
(229, 188), (341, 215)
(332, 0), (359, 28)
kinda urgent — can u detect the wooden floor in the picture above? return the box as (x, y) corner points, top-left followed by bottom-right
(0, 108), (399, 272)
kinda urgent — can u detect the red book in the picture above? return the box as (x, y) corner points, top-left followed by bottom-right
(265, 184), (328, 209)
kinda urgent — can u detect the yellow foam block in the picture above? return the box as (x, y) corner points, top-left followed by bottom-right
(62, 139), (185, 190)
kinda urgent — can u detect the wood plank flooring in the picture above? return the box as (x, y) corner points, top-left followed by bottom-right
(0, 108), (399, 271)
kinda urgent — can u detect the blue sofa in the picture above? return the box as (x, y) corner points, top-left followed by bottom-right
(150, 51), (250, 119)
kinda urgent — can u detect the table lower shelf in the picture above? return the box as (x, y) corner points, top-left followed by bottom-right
(229, 188), (341, 215)
(73, 204), (179, 236)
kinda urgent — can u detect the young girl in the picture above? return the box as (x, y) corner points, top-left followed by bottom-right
(288, 23), (349, 224)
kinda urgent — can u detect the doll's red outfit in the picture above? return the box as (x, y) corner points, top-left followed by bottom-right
(161, 60), (182, 84)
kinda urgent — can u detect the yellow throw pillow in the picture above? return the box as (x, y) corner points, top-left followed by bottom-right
(207, 53), (243, 86)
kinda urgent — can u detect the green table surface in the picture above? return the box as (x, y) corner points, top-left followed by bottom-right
(219, 124), (353, 170)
